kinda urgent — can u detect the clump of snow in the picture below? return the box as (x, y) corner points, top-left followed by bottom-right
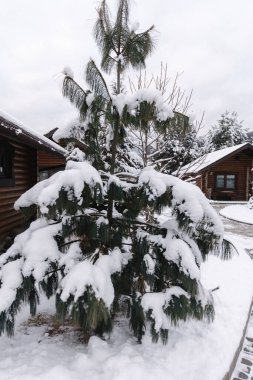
(108, 174), (133, 192)
(0, 259), (23, 312)
(66, 147), (86, 162)
(163, 235), (200, 279)
(52, 118), (89, 142)
(60, 261), (111, 306)
(58, 242), (82, 273)
(62, 66), (74, 79)
(112, 88), (174, 121)
(20, 223), (61, 281)
(60, 248), (126, 307)
(96, 216), (109, 226)
(139, 167), (224, 239)
(141, 287), (189, 332)
(220, 204), (253, 225)
(14, 161), (103, 213)
(0, 220), (61, 312)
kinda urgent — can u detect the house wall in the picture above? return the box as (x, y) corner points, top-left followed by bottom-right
(202, 152), (252, 201)
(37, 150), (65, 170)
(0, 136), (37, 241)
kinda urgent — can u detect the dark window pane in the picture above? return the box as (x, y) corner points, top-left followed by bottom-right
(226, 174), (235, 189)
(0, 142), (14, 180)
(216, 175), (224, 188)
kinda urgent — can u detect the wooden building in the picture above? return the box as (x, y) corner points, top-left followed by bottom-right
(178, 143), (253, 201)
(0, 113), (66, 243)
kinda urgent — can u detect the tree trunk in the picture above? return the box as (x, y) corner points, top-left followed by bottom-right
(107, 60), (121, 221)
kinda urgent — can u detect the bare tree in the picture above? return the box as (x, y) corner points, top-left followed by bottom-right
(125, 63), (204, 173)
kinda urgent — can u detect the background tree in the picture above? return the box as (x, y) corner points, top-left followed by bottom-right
(0, 0), (228, 344)
(207, 111), (248, 151)
(125, 64), (205, 174)
(155, 112), (206, 174)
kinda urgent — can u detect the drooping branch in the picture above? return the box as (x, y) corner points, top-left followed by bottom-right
(62, 76), (90, 118)
(86, 59), (111, 101)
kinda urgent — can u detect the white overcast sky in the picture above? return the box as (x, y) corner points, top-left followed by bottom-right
(0, 0), (253, 135)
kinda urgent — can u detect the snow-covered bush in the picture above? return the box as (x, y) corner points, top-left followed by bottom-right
(247, 196), (253, 210)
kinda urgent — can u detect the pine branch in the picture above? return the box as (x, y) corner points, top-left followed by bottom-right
(123, 25), (155, 69)
(113, 216), (161, 232)
(115, 0), (129, 33)
(62, 76), (89, 117)
(101, 54), (115, 73)
(59, 239), (82, 248)
(113, 0), (129, 52)
(93, 0), (114, 52)
(86, 59), (111, 101)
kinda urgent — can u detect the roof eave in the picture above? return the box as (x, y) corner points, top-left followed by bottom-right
(0, 116), (66, 157)
(186, 143), (253, 175)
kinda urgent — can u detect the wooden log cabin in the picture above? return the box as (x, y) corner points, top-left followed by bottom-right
(177, 143), (253, 201)
(0, 113), (66, 244)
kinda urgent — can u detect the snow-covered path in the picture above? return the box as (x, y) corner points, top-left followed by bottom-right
(231, 301), (253, 380)
(212, 204), (253, 380)
(212, 203), (253, 238)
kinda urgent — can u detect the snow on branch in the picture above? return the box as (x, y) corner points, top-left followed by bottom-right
(60, 248), (125, 307)
(0, 219), (61, 313)
(15, 161), (103, 214)
(112, 88), (174, 121)
(141, 287), (189, 332)
(138, 167), (224, 239)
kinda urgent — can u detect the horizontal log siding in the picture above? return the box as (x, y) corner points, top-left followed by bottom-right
(202, 153), (252, 201)
(37, 150), (65, 169)
(0, 138), (37, 240)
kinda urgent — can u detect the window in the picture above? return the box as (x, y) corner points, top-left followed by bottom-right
(215, 173), (236, 190)
(0, 141), (15, 186)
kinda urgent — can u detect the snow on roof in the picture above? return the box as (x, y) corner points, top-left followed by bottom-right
(176, 142), (252, 176)
(0, 110), (66, 156)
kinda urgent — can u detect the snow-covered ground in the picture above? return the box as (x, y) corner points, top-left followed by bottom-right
(0, 235), (253, 380)
(220, 204), (253, 224)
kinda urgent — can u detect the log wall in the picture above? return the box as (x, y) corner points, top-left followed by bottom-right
(37, 150), (65, 169)
(0, 137), (37, 241)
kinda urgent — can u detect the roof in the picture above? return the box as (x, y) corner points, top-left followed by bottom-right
(0, 110), (66, 156)
(45, 127), (88, 152)
(177, 142), (253, 176)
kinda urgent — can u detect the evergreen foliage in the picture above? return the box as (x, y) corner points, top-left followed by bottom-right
(0, 0), (228, 344)
(207, 111), (248, 151)
(155, 112), (205, 174)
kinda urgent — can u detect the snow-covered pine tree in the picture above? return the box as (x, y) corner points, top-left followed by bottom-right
(0, 0), (228, 344)
(207, 111), (248, 151)
(154, 112), (206, 174)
